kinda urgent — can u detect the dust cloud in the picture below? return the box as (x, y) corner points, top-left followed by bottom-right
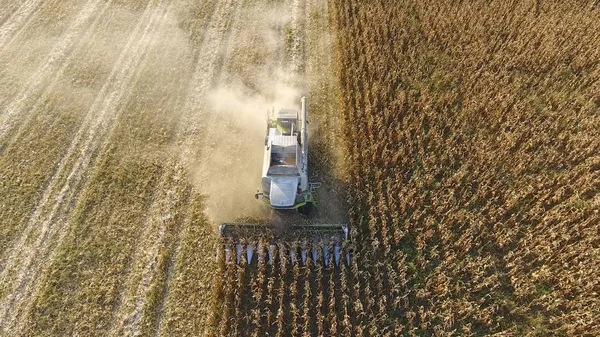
(197, 81), (302, 224)
(186, 3), (304, 225)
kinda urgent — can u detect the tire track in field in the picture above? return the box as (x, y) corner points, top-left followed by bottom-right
(107, 1), (229, 334)
(0, 2), (23, 27)
(0, 0), (45, 50)
(151, 202), (186, 337)
(278, 0), (305, 89)
(207, 0), (244, 90)
(177, 0), (242, 148)
(123, 169), (184, 337)
(150, 2), (243, 334)
(289, 0), (306, 82)
(0, 1), (172, 332)
(0, 0), (110, 148)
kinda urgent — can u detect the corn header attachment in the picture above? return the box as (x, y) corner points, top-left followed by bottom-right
(219, 223), (349, 266)
(217, 97), (349, 267)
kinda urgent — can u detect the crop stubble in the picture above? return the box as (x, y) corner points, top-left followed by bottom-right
(0, 0), (239, 335)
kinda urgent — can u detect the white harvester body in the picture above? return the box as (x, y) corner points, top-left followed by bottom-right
(257, 97), (316, 210)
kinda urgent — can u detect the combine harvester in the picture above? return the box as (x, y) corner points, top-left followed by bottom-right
(219, 97), (349, 267)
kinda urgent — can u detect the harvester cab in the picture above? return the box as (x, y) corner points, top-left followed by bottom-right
(255, 99), (317, 213)
(219, 97), (349, 267)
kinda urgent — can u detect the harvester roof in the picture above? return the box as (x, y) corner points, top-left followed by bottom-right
(270, 134), (297, 152)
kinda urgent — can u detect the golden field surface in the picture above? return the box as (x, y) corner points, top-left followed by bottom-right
(1, 0), (599, 336)
(0, 0), (343, 335)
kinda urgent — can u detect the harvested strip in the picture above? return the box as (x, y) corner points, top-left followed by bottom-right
(0, 1), (171, 333)
(0, 0), (45, 48)
(0, 0), (110, 143)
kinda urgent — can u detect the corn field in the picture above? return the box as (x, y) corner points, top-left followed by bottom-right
(334, 0), (599, 335)
(211, 0), (599, 336)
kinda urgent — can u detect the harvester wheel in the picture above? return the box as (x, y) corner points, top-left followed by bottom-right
(298, 202), (314, 216)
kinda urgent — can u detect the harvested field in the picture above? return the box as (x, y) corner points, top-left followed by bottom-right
(0, 0), (221, 335)
(0, 0), (342, 335)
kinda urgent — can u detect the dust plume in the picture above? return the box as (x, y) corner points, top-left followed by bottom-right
(187, 2), (304, 224)
(198, 81), (301, 223)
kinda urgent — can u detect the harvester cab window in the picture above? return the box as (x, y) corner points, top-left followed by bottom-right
(276, 109), (298, 135)
(276, 118), (294, 135)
